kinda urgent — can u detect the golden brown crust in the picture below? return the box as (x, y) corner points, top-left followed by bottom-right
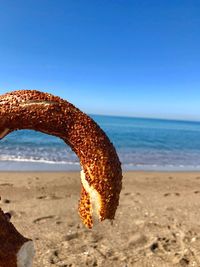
(0, 90), (122, 228)
(78, 187), (93, 229)
(0, 209), (31, 267)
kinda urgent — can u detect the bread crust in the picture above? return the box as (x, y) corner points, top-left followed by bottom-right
(0, 90), (122, 228)
(0, 209), (34, 267)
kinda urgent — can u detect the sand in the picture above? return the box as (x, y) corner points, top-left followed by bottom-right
(1, 171), (200, 267)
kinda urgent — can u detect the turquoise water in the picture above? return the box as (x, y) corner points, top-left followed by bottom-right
(1, 115), (200, 171)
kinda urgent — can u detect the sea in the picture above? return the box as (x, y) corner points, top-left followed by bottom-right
(1, 115), (200, 171)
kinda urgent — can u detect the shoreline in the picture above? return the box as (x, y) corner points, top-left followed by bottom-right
(2, 159), (200, 173)
(2, 169), (200, 174)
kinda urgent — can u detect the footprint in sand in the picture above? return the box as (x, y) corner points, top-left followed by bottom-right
(148, 224), (193, 266)
(179, 257), (190, 266)
(49, 194), (63, 200)
(0, 183), (13, 187)
(36, 195), (47, 199)
(166, 206), (175, 211)
(164, 192), (180, 197)
(150, 235), (176, 254)
(36, 194), (62, 200)
(33, 215), (55, 223)
(56, 221), (63, 225)
(65, 231), (79, 241)
(124, 192), (131, 196)
(2, 199), (11, 204)
(128, 232), (148, 249)
(49, 250), (59, 264)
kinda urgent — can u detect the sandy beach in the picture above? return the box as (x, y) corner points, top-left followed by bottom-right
(1, 171), (200, 267)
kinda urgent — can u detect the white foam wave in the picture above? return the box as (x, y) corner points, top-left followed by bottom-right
(123, 163), (200, 171)
(0, 156), (79, 165)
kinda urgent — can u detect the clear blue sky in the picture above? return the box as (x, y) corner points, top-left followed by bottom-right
(0, 0), (200, 120)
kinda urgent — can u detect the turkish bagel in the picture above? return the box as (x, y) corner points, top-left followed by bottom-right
(0, 90), (122, 228)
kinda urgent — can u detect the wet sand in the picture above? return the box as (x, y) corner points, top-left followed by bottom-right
(1, 171), (200, 267)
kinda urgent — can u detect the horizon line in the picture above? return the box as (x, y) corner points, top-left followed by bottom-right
(89, 113), (200, 124)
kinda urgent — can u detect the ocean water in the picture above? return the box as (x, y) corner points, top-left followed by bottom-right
(1, 115), (200, 171)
